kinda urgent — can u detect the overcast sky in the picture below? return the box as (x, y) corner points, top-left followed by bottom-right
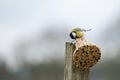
(0, 0), (120, 69)
(0, 0), (120, 26)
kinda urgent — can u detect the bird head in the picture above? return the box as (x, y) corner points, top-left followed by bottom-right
(70, 27), (91, 40)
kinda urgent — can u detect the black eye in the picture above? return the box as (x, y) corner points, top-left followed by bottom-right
(70, 32), (76, 39)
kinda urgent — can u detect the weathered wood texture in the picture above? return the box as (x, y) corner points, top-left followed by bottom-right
(64, 42), (75, 80)
(64, 42), (89, 80)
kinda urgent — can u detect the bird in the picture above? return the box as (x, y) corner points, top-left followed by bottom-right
(69, 27), (91, 43)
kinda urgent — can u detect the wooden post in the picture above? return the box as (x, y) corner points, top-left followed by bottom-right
(64, 42), (90, 80)
(84, 69), (89, 80)
(64, 42), (74, 80)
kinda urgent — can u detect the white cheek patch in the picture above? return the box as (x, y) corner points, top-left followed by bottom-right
(72, 32), (76, 38)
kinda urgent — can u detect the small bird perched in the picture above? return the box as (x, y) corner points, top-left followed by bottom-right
(69, 27), (91, 43)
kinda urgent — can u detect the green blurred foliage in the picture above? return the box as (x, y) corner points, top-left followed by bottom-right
(29, 60), (64, 80)
(0, 56), (120, 80)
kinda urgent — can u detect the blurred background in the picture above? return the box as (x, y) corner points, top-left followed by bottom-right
(0, 0), (120, 80)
